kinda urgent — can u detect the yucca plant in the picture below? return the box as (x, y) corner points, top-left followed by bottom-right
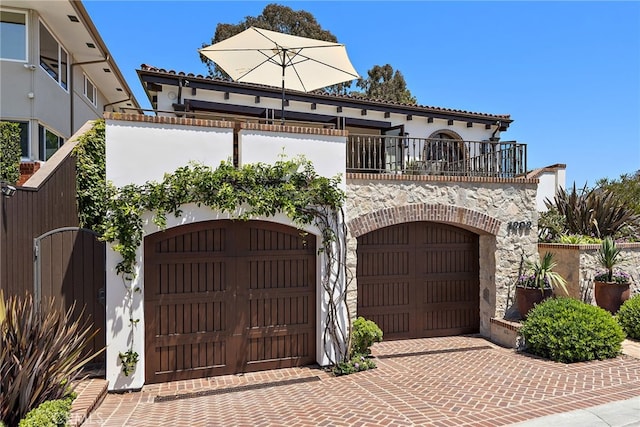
(526, 252), (568, 295)
(0, 291), (103, 426)
(597, 236), (622, 282)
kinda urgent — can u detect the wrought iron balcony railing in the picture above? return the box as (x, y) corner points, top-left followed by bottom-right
(347, 135), (527, 178)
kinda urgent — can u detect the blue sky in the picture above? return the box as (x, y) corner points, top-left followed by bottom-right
(83, 1), (640, 187)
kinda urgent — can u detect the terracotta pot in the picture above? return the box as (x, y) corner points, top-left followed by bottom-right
(516, 287), (553, 319)
(594, 281), (631, 314)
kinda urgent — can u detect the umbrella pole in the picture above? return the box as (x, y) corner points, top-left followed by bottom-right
(281, 61), (286, 125)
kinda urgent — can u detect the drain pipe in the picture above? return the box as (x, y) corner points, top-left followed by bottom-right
(70, 55), (110, 134)
(490, 120), (502, 142)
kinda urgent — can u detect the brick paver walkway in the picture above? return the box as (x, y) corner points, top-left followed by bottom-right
(83, 336), (640, 426)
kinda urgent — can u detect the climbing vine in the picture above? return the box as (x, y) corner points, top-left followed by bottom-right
(102, 158), (351, 373)
(74, 120), (352, 375)
(73, 120), (107, 234)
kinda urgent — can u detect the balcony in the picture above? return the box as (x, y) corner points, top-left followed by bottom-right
(347, 135), (527, 178)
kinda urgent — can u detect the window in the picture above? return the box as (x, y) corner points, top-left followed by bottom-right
(0, 10), (27, 61)
(84, 74), (97, 106)
(38, 125), (64, 160)
(39, 22), (68, 90)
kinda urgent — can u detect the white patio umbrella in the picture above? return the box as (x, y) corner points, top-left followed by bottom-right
(199, 26), (360, 124)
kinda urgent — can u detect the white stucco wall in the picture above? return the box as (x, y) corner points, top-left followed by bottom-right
(105, 119), (234, 187)
(104, 118), (348, 390)
(239, 130), (346, 187)
(153, 82), (504, 143)
(536, 168), (566, 211)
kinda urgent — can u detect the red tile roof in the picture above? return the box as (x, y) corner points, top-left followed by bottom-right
(139, 64), (512, 121)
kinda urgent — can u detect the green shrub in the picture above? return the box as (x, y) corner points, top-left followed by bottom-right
(18, 396), (74, 427)
(0, 121), (22, 184)
(558, 234), (602, 244)
(0, 291), (102, 426)
(520, 297), (625, 363)
(350, 316), (383, 356)
(333, 352), (377, 376)
(617, 295), (640, 340)
(332, 317), (383, 376)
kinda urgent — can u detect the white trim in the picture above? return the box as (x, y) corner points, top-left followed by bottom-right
(83, 73), (97, 107)
(38, 19), (69, 93)
(38, 122), (65, 161)
(0, 8), (28, 62)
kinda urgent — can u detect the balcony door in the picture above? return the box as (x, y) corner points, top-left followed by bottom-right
(383, 125), (404, 173)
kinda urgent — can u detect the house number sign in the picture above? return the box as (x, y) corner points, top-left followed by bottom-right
(507, 221), (532, 232)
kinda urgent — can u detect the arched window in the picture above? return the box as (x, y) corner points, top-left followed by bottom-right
(425, 131), (465, 162)
(421, 130), (467, 175)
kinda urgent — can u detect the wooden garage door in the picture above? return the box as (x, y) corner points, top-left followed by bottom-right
(144, 220), (316, 384)
(357, 222), (479, 340)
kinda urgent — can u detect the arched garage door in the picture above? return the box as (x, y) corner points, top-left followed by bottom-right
(144, 220), (316, 384)
(357, 222), (479, 340)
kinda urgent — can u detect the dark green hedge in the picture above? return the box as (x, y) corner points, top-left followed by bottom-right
(617, 295), (640, 340)
(18, 396), (73, 427)
(520, 297), (625, 363)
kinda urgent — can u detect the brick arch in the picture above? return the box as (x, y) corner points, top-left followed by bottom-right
(348, 204), (502, 237)
(427, 129), (463, 140)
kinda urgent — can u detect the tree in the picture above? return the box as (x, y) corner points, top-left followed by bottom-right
(596, 171), (640, 216)
(199, 4), (418, 102)
(352, 64), (417, 105)
(200, 4), (339, 78)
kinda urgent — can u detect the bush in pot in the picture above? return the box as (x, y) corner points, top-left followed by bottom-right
(515, 252), (568, 318)
(594, 236), (632, 313)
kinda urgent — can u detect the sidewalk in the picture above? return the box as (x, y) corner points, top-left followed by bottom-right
(512, 396), (640, 426)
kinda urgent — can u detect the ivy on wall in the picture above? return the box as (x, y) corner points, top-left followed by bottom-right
(74, 120), (351, 375)
(73, 120), (107, 234)
(0, 122), (22, 184)
(103, 159), (345, 275)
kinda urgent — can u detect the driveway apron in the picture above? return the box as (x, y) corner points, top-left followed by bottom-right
(83, 336), (640, 426)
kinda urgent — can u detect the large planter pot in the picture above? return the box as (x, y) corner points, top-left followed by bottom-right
(594, 281), (631, 314)
(516, 287), (553, 319)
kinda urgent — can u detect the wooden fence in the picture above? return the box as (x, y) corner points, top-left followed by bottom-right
(0, 121), (105, 361)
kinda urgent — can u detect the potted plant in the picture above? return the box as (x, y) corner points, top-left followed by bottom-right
(594, 236), (632, 314)
(516, 252), (568, 318)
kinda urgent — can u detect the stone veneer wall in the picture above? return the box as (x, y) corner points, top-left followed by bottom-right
(345, 173), (539, 337)
(538, 243), (640, 302)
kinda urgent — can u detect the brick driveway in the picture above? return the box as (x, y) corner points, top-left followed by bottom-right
(83, 336), (640, 426)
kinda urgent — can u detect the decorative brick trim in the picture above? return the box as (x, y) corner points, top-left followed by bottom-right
(490, 317), (522, 332)
(104, 112), (235, 129)
(346, 172), (538, 185)
(539, 242), (640, 250)
(239, 122), (347, 137)
(348, 204), (502, 237)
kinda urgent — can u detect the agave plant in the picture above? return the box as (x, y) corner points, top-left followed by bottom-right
(0, 291), (103, 426)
